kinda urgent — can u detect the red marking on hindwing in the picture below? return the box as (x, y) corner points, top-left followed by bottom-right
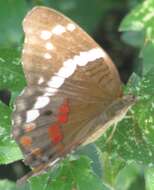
(58, 114), (68, 124)
(59, 99), (70, 114)
(48, 99), (70, 144)
(57, 99), (70, 123)
(20, 136), (32, 147)
(48, 124), (63, 144)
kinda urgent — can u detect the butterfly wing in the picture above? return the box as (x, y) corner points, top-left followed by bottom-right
(12, 6), (125, 176)
(22, 6), (121, 93)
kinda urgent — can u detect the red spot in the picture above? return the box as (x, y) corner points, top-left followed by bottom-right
(48, 124), (63, 144)
(59, 99), (70, 114)
(20, 136), (32, 147)
(58, 114), (68, 124)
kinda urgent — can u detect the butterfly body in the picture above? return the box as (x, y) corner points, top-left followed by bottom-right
(12, 6), (136, 183)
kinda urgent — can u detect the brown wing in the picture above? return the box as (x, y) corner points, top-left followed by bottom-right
(22, 6), (121, 96)
(12, 6), (124, 180)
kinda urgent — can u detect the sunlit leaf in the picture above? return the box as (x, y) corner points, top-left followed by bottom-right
(142, 42), (154, 74)
(0, 48), (26, 92)
(115, 162), (144, 190)
(0, 180), (15, 190)
(0, 0), (29, 47)
(120, 0), (154, 42)
(0, 101), (22, 164)
(29, 156), (112, 190)
(145, 167), (154, 190)
(98, 68), (154, 168)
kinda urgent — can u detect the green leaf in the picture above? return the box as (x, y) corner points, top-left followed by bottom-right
(0, 48), (26, 107)
(133, 69), (154, 147)
(76, 144), (103, 178)
(0, 101), (22, 164)
(126, 72), (141, 93)
(142, 42), (154, 74)
(120, 0), (154, 42)
(98, 68), (154, 168)
(0, 180), (16, 190)
(145, 167), (154, 190)
(0, 48), (26, 93)
(0, 0), (29, 47)
(0, 50), (24, 164)
(101, 152), (125, 186)
(0, 179), (30, 190)
(115, 162), (144, 190)
(29, 156), (112, 190)
(0, 48), (25, 93)
(121, 31), (145, 47)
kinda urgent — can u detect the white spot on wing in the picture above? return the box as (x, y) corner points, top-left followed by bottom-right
(52, 25), (66, 35)
(44, 87), (58, 96)
(46, 48), (105, 89)
(26, 110), (40, 123)
(40, 30), (52, 40)
(38, 77), (44, 84)
(58, 60), (77, 78)
(73, 53), (87, 66)
(77, 48), (105, 66)
(67, 23), (76, 31)
(44, 53), (52, 59)
(47, 76), (65, 88)
(33, 96), (50, 109)
(44, 92), (55, 96)
(89, 48), (106, 60)
(45, 42), (54, 50)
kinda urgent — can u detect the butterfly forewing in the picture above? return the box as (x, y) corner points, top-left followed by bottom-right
(22, 7), (121, 94)
(12, 6), (135, 181)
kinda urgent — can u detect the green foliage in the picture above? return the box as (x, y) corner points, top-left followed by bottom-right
(142, 42), (154, 74)
(0, 101), (22, 164)
(120, 0), (154, 75)
(0, 180), (16, 190)
(115, 162), (145, 190)
(0, 49), (26, 92)
(98, 69), (154, 166)
(120, 0), (154, 38)
(28, 156), (111, 190)
(0, 48), (25, 163)
(0, 0), (29, 47)
(0, 0), (154, 190)
(145, 167), (154, 190)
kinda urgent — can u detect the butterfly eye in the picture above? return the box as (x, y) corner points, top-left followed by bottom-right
(43, 110), (53, 116)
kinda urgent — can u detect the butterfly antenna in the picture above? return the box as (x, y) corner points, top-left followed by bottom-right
(105, 123), (117, 144)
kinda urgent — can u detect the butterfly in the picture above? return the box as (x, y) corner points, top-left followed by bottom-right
(12, 6), (136, 184)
